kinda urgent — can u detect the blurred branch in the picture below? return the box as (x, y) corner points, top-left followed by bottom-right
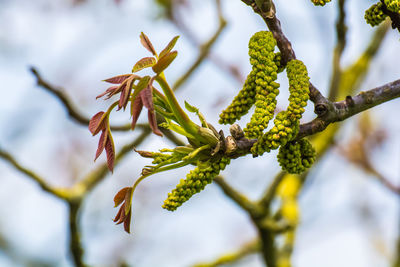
(29, 67), (141, 132)
(0, 148), (66, 199)
(192, 239), (260, 267)
(214, 176), (261, 216)
(170, 2), (244, 84)
(258, 171), (285, 209)
(68, 202), (85, 267)
(328, 0), (347, 101)
(172, 0), (227, 91)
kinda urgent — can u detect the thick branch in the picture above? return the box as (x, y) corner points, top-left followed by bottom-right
(68, 202), (85, 267)
(298, 79), (400, 139)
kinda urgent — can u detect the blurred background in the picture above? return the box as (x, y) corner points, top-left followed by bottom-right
(0, 0), (399, 266)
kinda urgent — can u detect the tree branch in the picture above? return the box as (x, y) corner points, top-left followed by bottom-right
(213, 176), (261, 217)
(172, 0), (227, 91)
(192, 239), (260, 267)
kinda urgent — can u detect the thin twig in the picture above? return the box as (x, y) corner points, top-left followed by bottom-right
(172, 0), (227, 91)
(192, 239), (260, 267)
(0, 148), (65, 199)
(328, 0), (347, 101)
(213, 176), (261, 216)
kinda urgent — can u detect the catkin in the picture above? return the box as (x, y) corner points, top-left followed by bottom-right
(251, 60), (309, 156)
(365, 2), (387, 26)
(220, 31), (279, 137)
(162, 157), (230, 211)
(385, 0), (400, 13)
(244, 31), (280, 139)
(311, 0), (331, 6)
(277, 139), (316, 174)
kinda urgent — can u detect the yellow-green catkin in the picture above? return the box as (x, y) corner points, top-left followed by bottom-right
(251, 60), (309, 156)
(274, 52), (285, 73)
(277, 139), (316, 174)
(244, 31), (280, 139)
(311, 0), (331, 6)
(219, 31), (279, 128)
(385, 0), (400, 13)
(162, 156), (231, 211)
(219, 70), (257, 125)
(365, 2), (387, 26)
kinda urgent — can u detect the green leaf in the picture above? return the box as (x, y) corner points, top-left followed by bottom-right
(132, 76), (151, 101)
(152, 51), (178, 74)
(159, 36), (179, 59)
(140, 32), (157, 56)
(184, 101), (199, 113)
(132, 57), (156, 73)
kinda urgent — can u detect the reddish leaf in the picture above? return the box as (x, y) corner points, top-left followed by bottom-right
(123, 209), (132, 233)
(124, 187), (133, 215)
(104, 74), (132, 84)
(159, 36), (179, 59)
(148, 110), (163, 137)
(94, 129), (107, 161)
(89, 112), (106, 135)
(96, 85), (119, 99)
(105, 131), (115, 172)
(118, 77), (134, 110)
(113, 203), (126, 224)
(152, 51), (178, 74)
(140, 32), (157, 56)
(131, 97), (143, 130)
(140, 85), (154, 111)
(114, 187), (131, 207)
(132, 57), (156, 73)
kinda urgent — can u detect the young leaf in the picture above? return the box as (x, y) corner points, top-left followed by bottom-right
(132, 57), (156, 73)
(140, 85), (154, 111)
(148, 110), (163, 137)
(104, 74), (133, 84)
(131, 96), (144, 130)
(124, 187), (133, 215)
(114, 187), (131, 207)
(140, 32), (157, 56)
(123, 209), (132, 233)
(89, 112), (107, 135)
(118, 77), (134, 110)
(96, 85), (119, 99)
(131, 76), (151, 102)
(159, 36), (179, 59)
(105, 131), (115, 172)
(152, 51), (178, 74)
(95, 129), (107, 161)
(184, 101), (199, 113)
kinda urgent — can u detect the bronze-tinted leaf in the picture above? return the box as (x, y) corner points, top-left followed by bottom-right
(104, 74), (132, 84)
(148, 110), (163, 137)
(132, 57), (156, 73)
(94, 129), (107, 161)
(118, 77), (134, 110)
(131, 75), (151, 102)
(114, 187), (131, 207)
(159, 36), (179, 59)
(152, 51), (178, 74)
(105, 131), (115, 172)
(114, 203), (126, 224)
(140, 32), (157, 56)
(89, 112), (106, 135)
(96, 85), (119, 99)
(131, 97), (143, 130)
(123, 209), (132, 233)
(124, 187), (133, 215)
(140, 85), (154, 111)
